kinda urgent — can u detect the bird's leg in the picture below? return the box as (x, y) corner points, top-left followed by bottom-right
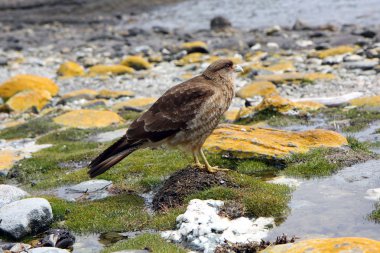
(200, 148), (229, 173)
(192, 152), (204, 169)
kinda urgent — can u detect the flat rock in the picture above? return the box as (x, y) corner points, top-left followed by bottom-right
(67, 179), (113, 193)
(236, 81), (278, 99)
(310, 45), (357, 59)
(204, 124), (348, 159)
(0, 185), (29, 208)
(88, 128), (127, 142)
(0, 198), (53, 239)
(60, 89), (99, 103)
(57, 61), (85, 77)
(350, 95), (380, 107)
(261, 237), (380, 253)
(344, 60), (378, 70)
(112, 98), (156, 111)
(5, 89), (51, 113)
(0, 74), (59, 99)
(53, 110), (123, 129)
(29, 248), (70, 253)
(96, 89), (135, 99)
(88, 65), (134, 76)
(255, 72), (335, 83)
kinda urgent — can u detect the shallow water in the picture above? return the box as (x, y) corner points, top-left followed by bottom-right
(267, 159), (380, 240)
(129, 0), (380, 30)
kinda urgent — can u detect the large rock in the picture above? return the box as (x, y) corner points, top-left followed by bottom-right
(261, 237), (380, 253)
(0, 198), (53, 239)
(53, 110), (123, 128)
(236, 81), (278, 99)
(57, 61), (85, 77)
(5, 89), (51, 113)
(204, 124), (348, 159)
(0, 74), (59, 99)
(0, 185), (29, 208)
(349, 95), (380, 107)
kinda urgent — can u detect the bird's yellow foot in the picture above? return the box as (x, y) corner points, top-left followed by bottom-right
(192, 163), (204, 169)
(205, 165), (229, 173)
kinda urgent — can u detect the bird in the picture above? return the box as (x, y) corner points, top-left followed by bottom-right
(88, 59), (243, 178)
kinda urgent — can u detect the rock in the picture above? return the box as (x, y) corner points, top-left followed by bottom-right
(0, 185), (29, 208)
(161, 199), (274, 253)
(29, 248), (70, 253)
(0, 74), (59, 99)
(88, 128), (127, 142)
(255, 72), (335, 83)
(175, 52), (209, 66)
(268, 176), (301, 188)
(112, 251), (149, 253)
(0, 150), (21, 175)
(365, 188), (380, 201)
(349, 95), (380, 107)
(8, 243), (31, 252)
(292, 19), (312, 30)
(261, 237), (380, 253)
(88, 65), (134, 76)
(311, 45), (357, 59)
(37, 229), (75, 249)
(82, 99), (107, 109)
(96, 89), (135, 99)
(344, 60), (378, 70)
(121, 56), (152, 70)
(204, 124), (348, 159)
(322, 55), (344, 65)
(296, 40), (313, 48)
(224, 109), (240, 122)
(343, 54), (364, 62)
(265, 25), (281, 35)
(59, 89), (99, 104)
(152, 26), (170, 35)
(0, 198), (53, 239)
(112, 97), (156, 111)
(5, 89), (51, 113)
(210, 16), (232, 31)
(359, 29), (377, 39)
(67, 179), (112, 193)
(236, 81), (278, 99)
(294, 92), (363, 107)
(53, 110), (123, 129)
(180, 41), (209, 54)
(57, 61), (85, 77)
(267, 42), (279, 49)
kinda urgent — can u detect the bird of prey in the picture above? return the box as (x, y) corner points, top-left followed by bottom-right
(88, 59), (243, 178)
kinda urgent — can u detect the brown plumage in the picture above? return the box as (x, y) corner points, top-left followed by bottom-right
(88, 59), (242, 178)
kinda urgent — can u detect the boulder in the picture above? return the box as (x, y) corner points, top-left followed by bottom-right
(121, 56), (152, 70)
(0, 74), (59, 99)
(0, 198), (53, 239)
(57, 61), (85, 77)
(236, 81), (278, 99)
(112, 98), (156, 111)
(261, 237), (380, 253)
(310, 45), (357, 59)
(5, 89), (51, 113)
(349, 95), (380, 107)
(88, 65), (134, 76)
(0, 185), (29, 208)
(204, 124), (348, 159)
(53, 110), (123, 129)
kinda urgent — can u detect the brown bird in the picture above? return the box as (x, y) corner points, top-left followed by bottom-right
(88, 59), (243, 178)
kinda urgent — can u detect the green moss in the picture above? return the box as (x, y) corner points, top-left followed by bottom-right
(118, 110), (141, 121)
(369, 204), (380, 223)
(347, 136), (370, 153)
(0, 117), (60, 139)
(102, 234), (187, 253)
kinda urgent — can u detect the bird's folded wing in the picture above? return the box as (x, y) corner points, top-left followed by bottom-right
(127, 78), (215, 142)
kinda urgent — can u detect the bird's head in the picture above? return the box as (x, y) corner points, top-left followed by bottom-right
(203, 59), (243, 82)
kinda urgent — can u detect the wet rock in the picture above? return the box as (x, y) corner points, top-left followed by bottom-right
(29, 248), (70, 253)
(180, 41), (209, 54)
(344, 60), (378, 70)
(204, 124), (348, 159)
(161, 199), (274, 253)
(0, 74), (59, 99)
(88, 65), (134, 76)
(96, 89), (135, 99)
(210, 16), (232, 32)
(261, 237), (380, 253)
(112, 97), (156, 112)
(0, 184), (29, 208)
(153, 166), (235, 210)
(121, 56), (152, 70)
(236, 81), (278, 99)
(349, 95), (380, 107)
(310, 45), (357, 59)
(0, 198), (53, 239)
(5, 89), (51, 113)
(57, 61), (85, 77)
(53, 110), (123, 129)
(37, 229), (75, 249)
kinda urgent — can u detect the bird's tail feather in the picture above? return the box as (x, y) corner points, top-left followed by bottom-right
(88, 137), (144, 178)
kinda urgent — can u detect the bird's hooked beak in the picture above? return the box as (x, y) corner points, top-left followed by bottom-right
(234, 65), (244, 73)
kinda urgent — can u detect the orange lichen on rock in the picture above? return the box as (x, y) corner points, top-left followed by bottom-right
(236, 81), (278, 99)
(310, 45), (357, 59)
(57, 61), (85, 77)
(0, 150), (21, 172)
(349, 95), (380, 107)
(112, 97), (157, 111)
(97, 89), (135, 99)
(5, 90), (52, 113)
(255, 72), (335, 83)
(53, 110), (123, 129)
(88, 65), (134, 76)
(204, 124), (347, 159)
(121, 56), (152, 70)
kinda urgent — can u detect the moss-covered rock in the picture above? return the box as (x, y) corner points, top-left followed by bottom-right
(88, 65), (134, 76)
(261, 237), (380, 253)
(204, 124), (348, 160)
(57, 61), (85, 77)
(236, 81), (278, 99)
(121, 56), (152, 70)
(0, 75), (59, 99)
(349, 95), (380, 107)
(53, 110), (123, 129)
(310, 45), (357, 59)
(5, 89), (51, 113)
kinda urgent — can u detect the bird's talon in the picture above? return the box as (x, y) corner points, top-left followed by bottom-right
(206, 166), (229, 173)
(192, 163), (204, 169)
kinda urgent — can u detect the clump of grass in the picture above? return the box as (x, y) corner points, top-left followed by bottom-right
(0, 116), (61, 139)
(234, 110), (308, 127)
(101, 234), (187, 253)
(347, 136), (370, 153)
(369, 204), (380, 223)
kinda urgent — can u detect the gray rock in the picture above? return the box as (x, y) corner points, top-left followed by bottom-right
(344, 61), (378, 70)
(0, 198), (53, 239)
(9, 243), (31, 252)
(210, 16), (232, 31)
(67, 179), (113, 193)
(88, 128), (127, 143)
(0, 184), (29, 208)
(29, 248), (70, 253)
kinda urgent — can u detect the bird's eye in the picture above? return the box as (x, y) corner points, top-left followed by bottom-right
(225, 63), (232, 68)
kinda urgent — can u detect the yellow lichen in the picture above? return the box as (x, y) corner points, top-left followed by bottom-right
(204, 124), (348, 159)
(97, 89), (135, 99)
(53, 110), (124, 129)
(5, 90), (52, 113)
(311, 45), (357, 59)
(255, 72), (335, 83)
(349, 95), (380, 107)
(236, 81), (278, 99)
(61, 89), (99, 101)
(0, 150), (21, 171)
(0, 74), (59, 99)
(175, 53), (207, 66)
(181, 41), (208, 52)
(121, 56), (152, 70)
(88, 65), (134, 76)
(57, 61), (85, 77)
(112, 98), (157, 111)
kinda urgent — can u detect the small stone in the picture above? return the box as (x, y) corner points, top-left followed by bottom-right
(0, 185), (29, 208)
(121, 56), (152, 70)
(210, 16), (232, 31)
(5, 89), (51, 113)
(267, 42), (279, 49)
(53, 110), (123, 129)
(57, 61), (85, 77)
(0, 74), (59, 99)
(296, 40), (313, 48)
(152, 26), (170, 35)
(343, 54), (364, 62)
(60, 89), (99, 103)
(0, 198), (53, 239)
(88, 65), (134, 76)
